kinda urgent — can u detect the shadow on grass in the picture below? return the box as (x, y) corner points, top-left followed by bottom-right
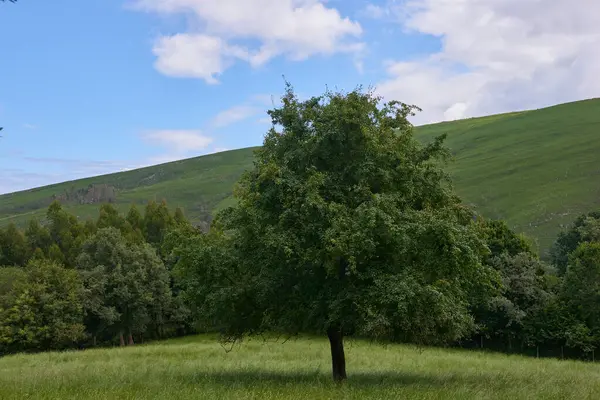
(184, 370), (474, 389)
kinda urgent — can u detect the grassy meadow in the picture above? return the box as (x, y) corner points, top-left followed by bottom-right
(1, 335), (599, 399)
(1, 98), (600, 256)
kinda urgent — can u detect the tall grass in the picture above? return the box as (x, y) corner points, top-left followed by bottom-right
(1, 335), (599, 399)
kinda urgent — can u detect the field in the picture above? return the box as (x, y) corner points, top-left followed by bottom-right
(1, 98), (600, 256)
(1, 335), (599, 399)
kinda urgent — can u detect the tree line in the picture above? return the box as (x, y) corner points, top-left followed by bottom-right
(0, 200), (197, 352)
(1, 85), (599, 382)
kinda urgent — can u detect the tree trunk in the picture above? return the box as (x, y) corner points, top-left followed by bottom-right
(327, 328), (347, 382)
(128, 333), (134, 346)
(119, 332), (125, 347)
(92, 335), (97, 347)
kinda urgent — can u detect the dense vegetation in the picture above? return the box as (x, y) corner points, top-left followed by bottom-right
(1, 335), (600, 400)
(2, 99), (600, 258)
(1, 87), (599, 384)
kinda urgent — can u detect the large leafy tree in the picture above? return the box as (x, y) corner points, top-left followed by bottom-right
(178, 84), (497, 381)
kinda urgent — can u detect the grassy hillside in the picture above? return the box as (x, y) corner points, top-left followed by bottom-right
(1, 98), (599, 255)
(0, 147), (258, 228)
(1, 335), (599, 399)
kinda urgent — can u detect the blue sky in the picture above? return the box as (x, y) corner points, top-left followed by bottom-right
(1, 0), (598, 194)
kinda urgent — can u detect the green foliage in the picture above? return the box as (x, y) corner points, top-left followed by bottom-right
(560, 242), (600, 349)
(0, 199), (194, 353)
(47, 243), (65, 264)
(476, 252), (554, 345)
(24, 218), (52, 257)
(143, 200), (175, 245)
(126, 204), (143, 228)
(77, 228), (172, 343)
(46, 201), (87, 267)
(0, 259), (85, 354)
(0, 223), (27, 266)
(551, 211), (600, 275)
(479, 219), (535, 260)
(97, 203), (125, 230)
(0, 267), (25, 300)
(174, 207), (188, 226)
(177, 84), (498, 380)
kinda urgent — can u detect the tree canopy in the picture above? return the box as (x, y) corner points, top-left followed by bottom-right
(551, 211), (600, 275)
(177, 84), (498, 381)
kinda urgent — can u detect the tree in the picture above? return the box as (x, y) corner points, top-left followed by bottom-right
(551, 211), (600, 275)
(173, 207), (188, 226)
(0, 259), (85, 354)
(143, 200), (174, 245)
(123, 204), (145, 244)
(46, 201), (86, 267)
(177, 84), (497, 381)
(47, 243), (65, 264)
(126, 204), (144, 231)
(77, 228), (172, 345)
(0, 223), (28, 266)
(560, 242), (600, 352)
(476, 252), (553, 349)
(479, 219), (535, 260)
(97, 203), (125, 230)
(24, 219), (52, 258)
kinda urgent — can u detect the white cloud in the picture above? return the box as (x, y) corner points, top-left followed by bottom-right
(153, 34), (249, 84)
(210, 105), (258, 128)
(142, 129), (213, 152)
(377, 0), (600, 124)
(23, 123), (37, 130)
(360, 3), (387, 19)
(132, 0), (364, 83)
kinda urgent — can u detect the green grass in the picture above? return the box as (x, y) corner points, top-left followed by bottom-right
(2, 98), (600, 256)
(1, 335), (599, 399)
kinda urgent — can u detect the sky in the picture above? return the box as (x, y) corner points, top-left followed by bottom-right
(1, 0), (599, 194)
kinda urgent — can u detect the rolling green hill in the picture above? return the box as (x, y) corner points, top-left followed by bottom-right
(1, 98), (599, 256)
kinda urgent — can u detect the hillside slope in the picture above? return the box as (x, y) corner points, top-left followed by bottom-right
(1, 98), (599, 255)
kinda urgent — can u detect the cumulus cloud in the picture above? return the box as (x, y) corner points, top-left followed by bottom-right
(152, 34), (250, 84)
(142, 129), (213, 153)
(377, 0), (600, 124)
(132, 0), (364, 83)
